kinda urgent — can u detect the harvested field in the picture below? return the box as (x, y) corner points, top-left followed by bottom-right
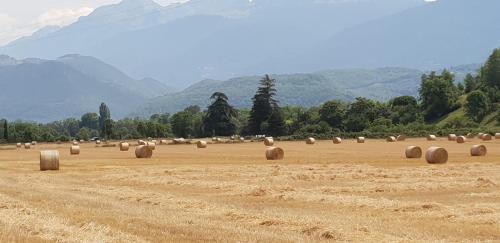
(0, 138), (499, 242)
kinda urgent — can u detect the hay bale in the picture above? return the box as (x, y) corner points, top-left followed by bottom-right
(197, 140), (207, 148)
(306, 137), (316, 145)
(212, 137), (218, 142)
(16, 143), (22, 148)
(427, 135), (437, 141)
(397, 135), (406, 141)
(173, 138), (186, 144)
(478, 133), (485, 139)
(146, 142), (156, 150)
(135, 145), (153, 158)
(357, 137), (365, 143)
(466, 133), (475, 138)
(264, 137), (274, 146)
(31, 141), (37, 146)
(138, 140), (147, 145)
(482, 134), (492, 141)
(448, 134), (457, 141)
(72, 141), (79, 145)
(79, 139), (85, 143)
(425, 147), (448, 164)
(96, 140), (101, 145)
(386, 136), (396, 142)
(119, 142), (129, 151)
(24, 143), (31, 149)
(40, 150), (59, 171)
(265, 147), (284, 160)
(333, 137), (342, 144)
(456, 136), (466, 144)
(160, 139), (168, 145)
(471, 145), (487, 156)
(405, 146), (422, 159)
(70, 145), (80, 155)
(240, 137), (245, 142)
(495, 133), (500, 139)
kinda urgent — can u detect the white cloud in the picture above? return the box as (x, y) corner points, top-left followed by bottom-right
(36, 7), (94, 27)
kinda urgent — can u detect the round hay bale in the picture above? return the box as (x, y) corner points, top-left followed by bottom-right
(397, 135), (406, 141)
(478, 133), (485, 139)
(482, 134), (492, 141)
(306, 137), (316, 145)
(146, 142), (156, 150)
(160, 139), (168, 145)
(456, 136), (466, 144)
(386, 136), (396, 142)
(79, 139), (85, 143)
(16, 143), (22, 148)
(72, 141), (79, 145)
(197, 140), (207, 148)
(264, 137), (274, 146)
(212, 137), (218, 142)
(40, 150), (59, 171)
(24, 143), (31, 149)
(31, 141), (37, 146)
(266, 147), (284, 160)
(333, 137), (342, 144)
(405, 146), (422, 159)
(239, 137), (245, 142)
(448, 134), (457, 141)
(357, 137), (365, 143)
(425, 147), (448, 164)
(96, 140), (101, 145)
(466, 133), (475, 138)
(70, 145), (80, 155)
(173, 138), (185, 144)
(495, 133), (500, 139)
(471, 145), (487, 156)
(135, 145), (153, 158)
(138, 140), (147, 145)
(427, 135), (437, 141)
(119, 142), (129, 151)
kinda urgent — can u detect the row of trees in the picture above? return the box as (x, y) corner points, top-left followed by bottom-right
(1, 49), (499, 143)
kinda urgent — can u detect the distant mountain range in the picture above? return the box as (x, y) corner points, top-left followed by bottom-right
(0, 55), (172, 122)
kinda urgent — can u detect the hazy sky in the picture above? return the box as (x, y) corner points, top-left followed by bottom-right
(0, 0), (187, 45)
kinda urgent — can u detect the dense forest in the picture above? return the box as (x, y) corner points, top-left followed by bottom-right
(1, 49), (499, 143)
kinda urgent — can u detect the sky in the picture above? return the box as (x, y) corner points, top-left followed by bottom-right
(0, 0), (187, 46)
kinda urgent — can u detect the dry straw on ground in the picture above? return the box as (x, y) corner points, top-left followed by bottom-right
(40, 150), (59, 171)
(119, 142), (129, 151)
(264, 137), (274, 146)
(306, 137), (316, 145)
(197, 141), (207, 148)
(70, 146), (80, 155)
(425, 147), (448, 164)
(135, 145), (153, 158)
(405, 146), (422, 158)
(265, 147), (284, 160)
(471, 145), (487, 156)
(456, 136), (466, 144)
(333, 137), (342, 144)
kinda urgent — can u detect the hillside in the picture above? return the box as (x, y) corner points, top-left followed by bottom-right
(135, 67), (424, 116)
(0, 55), (172, 121)
(0, 0), (425, 88)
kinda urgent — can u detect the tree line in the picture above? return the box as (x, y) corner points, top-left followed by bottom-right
(1, 49), (499, 143)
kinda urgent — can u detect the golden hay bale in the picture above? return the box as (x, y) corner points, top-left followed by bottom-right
(138, 140), (147, 145)
(160, 139), (168, 145)
(79, 139), (85, 143)
(31, 141), (37, 145)
(448, 134), (457, 141)
(135, 145), (153, 158)
(212, 137), (218, 142)
(397, 135), (406, 141)
(333, 137), (342, 144)
(24, 143), (31, 149)
(466, 133), (475, 138)
(470, 145), (487, 156)
(495, 133), (500, 139)
(119, 142), (130, 151)
(357, 137), (365, 143)
(173, 138), (186, 144)
(197, 140), (207, 148)
(264, 137), (274, 146)
(478, 133), (485, 139)
(427, 135), (437, 141)
(70, 145), (80, 155)
(405, 146), (422, 159)
(306, 137), (316, 145)
(16, 143), (22, 148)
(386, 136), (396, 142)
(146, 142), (156, 150)
(265, 147), (284, 160)
(482, 134), (492, 141)
(240, 137), (245, 142)
(72, 141), (79, 145)
(96, 140), (101, 145)
(456, 136), (466, 144)
(425, 147), (448, 164)
(40, 150), (59, 171)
